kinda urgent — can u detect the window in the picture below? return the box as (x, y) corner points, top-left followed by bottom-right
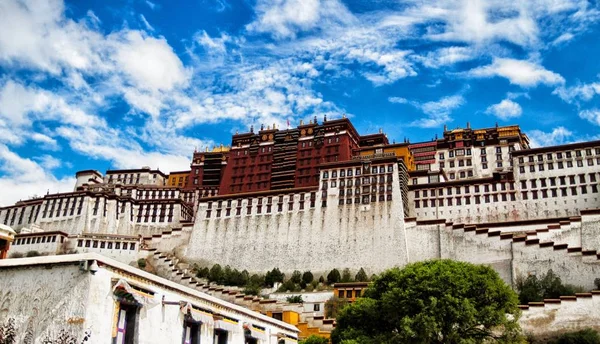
(214, 329), (228, 344)
(183, 320), (200, 344)
(439, 153), (445, 160)
(114, 303), (139, 344)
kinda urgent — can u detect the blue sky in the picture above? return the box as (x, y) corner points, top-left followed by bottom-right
(1, 0), (600, 205)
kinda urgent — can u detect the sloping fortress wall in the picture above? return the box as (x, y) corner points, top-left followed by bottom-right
(186, 158), (410, 274)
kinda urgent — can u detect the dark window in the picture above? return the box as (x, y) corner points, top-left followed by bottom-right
(115, 303), (139, 344)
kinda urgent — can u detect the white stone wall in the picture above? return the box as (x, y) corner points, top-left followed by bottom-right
(0, 257), (298, 344)
(186, 162), (409, 275)
(10, 233), (67, 256)
(520, 294), (600, 338)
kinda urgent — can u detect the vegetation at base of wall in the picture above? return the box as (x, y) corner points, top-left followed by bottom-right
(595, 278), (600, 290)
(324, 296), (349, 319)
(25, 251), (41, 257)
(299, 335), (329, 344)
(354, 268), (368, 282)
(286, 295), (304, 303)
(327, 269), (341, 284)
(137, 258), (147, 269)
(517, 270), (585, 304)
(548, 328), (600, 344)
(9, 252), (24, 259)
(331, 260), (522, 344)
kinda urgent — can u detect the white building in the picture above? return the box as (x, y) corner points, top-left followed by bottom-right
(0, 253), (299, 344)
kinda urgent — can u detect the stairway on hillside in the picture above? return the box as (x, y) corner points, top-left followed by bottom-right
(144, 249), (335, 339)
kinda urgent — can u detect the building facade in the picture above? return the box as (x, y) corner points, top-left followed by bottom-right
(0, 253), (299, 344)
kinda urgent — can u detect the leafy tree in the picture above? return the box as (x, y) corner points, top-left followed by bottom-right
(208, 264), (223, 283)
(243, 285), (261, 296)
(517, 270), (582, 304)
(196, 267), (210, 279)
(594, 278), (600, 290)
(355, 268), (368, 282)
(318, 276), (325, 284)
(249, 274), (265, 287)
(278, 280), (298, 292)
(299, 335), (329, 344)
(325, 296), (349, 319)
(550, 328), (600, 344)
(327, 269), (341, 285)
(341, 268), (353, 283)
(302, 271), (314, 284)
(287, 295), (304, 303)
(332, 260), (522, 344)
(291, 270), (302, 284)
(265, 268), (285, 287)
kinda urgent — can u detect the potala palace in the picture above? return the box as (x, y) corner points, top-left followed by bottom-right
(2, 117), (600, 342)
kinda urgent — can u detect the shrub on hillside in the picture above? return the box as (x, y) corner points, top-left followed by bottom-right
(517, 270), (583, 304)
(286, 295), (304, 303)
(549, 328), (600, 344)
(327, 269), (341, 285)
(26, 250), (41, 257)
(299, 335), (329, 344)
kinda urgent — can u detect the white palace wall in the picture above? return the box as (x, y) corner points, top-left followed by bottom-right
(186, 162), (409, 275)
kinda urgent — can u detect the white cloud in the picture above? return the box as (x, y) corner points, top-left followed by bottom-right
(393, 95), (465, 128)
(140, 14), (154, 32)
(417, 46), (475, 68)
(35, 155), (62, 169)
(485, 99), (523, 120)
(109, 31), (189, 92)
(467, 58), (565, 87)
(579, 109), (600, 126)
(31, 133), (59, 150)
(247, 0), (355, 39)
(0, 0), (105, 74)
(0, 80), (105, 128)
(527, 126), (573, 147)
(554, 81), (600, 104)
(388, 97), (408, 104)
(0, 145), (74, 206)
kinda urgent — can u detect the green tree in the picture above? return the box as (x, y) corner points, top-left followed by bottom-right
(327, 269), (341, 285)
(208, 264), (223, 283)
(299, 335), (329, 344)
(287, 295), (304, 303)
(195, 267), (210, 279)
(291, 270), (302, 284)
(302, 271), (314, 284)
(550, 328), (600, 344)
(318, 276), (325, 284)
(517, 270), (582, 304)
(332, 260), (522, 344)
(265, 268), (285, 287)
(325, 296), (349, 319)
(355, 268), (368, 282)
(341, 268), (353, 283)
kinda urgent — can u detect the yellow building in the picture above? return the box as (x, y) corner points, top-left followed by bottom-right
(167, 170), (190, 188)
(358, 144), (416, 171)
(333, 282), (370, 302)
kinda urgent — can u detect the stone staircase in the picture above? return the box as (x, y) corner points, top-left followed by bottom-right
(141, 222), (194, 252)
(146, 250), (336, 339)
(446, 217), (600, 290)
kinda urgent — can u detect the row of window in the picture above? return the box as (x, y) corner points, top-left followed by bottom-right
(520, 174), (597, 189)
(323, 165), (394, 179)
(206, 200), (316, 218)
(414, 182), (516, 198)
(518, 158), (600, 173)
(518, 148), (600, 164)
(338, 194), (393, 205)
(440, 159), (472, 168)
(415, 193), (517, 208)
(13, 235), (62, 245)
(2, 204), (42, 226)
(521, 185), (599, 199)
(323, 175), (394, 189)
(44, 197), (85, 219)
(136, 204), (175, 223)
(134, 189), (178, 200)
(77, 239), (136, 250)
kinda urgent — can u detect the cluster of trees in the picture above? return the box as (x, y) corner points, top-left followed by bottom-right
(195, 265), (285, 295)
(331, 260), (522, 344)
(548, 328), (600, 344)
(517, 270), (584, 304)
(195, 264), (372, 294)
(298, 335), (329, 344)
